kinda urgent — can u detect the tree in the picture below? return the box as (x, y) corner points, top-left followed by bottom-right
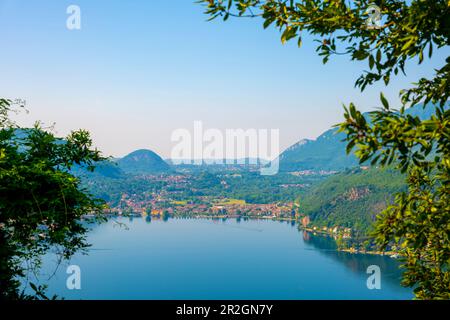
(199, 0), (449, 299)
(340, 98), (449, 299)
(0, 98), (106, 300)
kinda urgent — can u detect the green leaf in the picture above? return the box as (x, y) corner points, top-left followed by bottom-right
(263, 18), (273, 29)
(380, 93), (389, 110)
(369, 55), (375, 69)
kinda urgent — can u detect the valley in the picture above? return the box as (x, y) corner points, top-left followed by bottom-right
(74, 103), (440, 255)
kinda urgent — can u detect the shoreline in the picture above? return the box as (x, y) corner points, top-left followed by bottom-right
(84, 212), (299, 222)
(83, 213), (399, 258)
(339, 248), (400, 258)
(298, 225), (400, 258)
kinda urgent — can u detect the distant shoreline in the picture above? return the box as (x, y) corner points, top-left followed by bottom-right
(298, 226), (400, 258)
(83, 212), (300, 223)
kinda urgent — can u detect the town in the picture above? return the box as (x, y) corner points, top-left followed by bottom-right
(86, 170), (357, 243)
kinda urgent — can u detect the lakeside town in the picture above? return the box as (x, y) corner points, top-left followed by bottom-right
(87, 171), (359, 244)
(79, 163), (403, 257)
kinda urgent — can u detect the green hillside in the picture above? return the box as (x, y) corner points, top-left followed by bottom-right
(117, 149), (171, 174)
(278, 130), (359, 172)
(297, 167), (406, 235)
(278, 103), (443, 172)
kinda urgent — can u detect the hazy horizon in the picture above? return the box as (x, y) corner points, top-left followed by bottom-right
(1, 0), (448, 159)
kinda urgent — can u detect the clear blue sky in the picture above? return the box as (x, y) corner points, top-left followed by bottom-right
(1, 0), (448, 158)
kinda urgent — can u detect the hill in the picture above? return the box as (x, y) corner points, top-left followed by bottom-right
(277, 103), (445, 172)
(117, 149), (171, 174)
(278, 130), (358, 172)
(297, 167), (406, 235)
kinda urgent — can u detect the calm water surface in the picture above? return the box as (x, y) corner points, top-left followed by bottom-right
(30, 217), (413, 299)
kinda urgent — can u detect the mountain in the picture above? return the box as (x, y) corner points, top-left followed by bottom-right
(91, 161), (125, 178)
(71, 161), (125, 179)
(277, 103), (447, 172)
(117, 149), (171, 174)
(294, 102), (448, 235)
(298, 167), (406, 235)
(278, 130), (358, 172)
(404, 102), (446, 119)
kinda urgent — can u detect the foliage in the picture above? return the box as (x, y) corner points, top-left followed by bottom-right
(199, 0), (449, 105)
(199, 0), (450, 299)
(339, 100), (450, 299)
(0, 98), (105, 300)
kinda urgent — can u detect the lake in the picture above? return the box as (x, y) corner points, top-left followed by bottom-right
(29, 217), (413, 299)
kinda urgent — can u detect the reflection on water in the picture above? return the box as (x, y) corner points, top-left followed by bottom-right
(301, 230), (405, 288)
(27, 217), (412, 299)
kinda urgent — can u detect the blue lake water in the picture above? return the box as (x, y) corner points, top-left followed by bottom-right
(29, 217), (413, 299)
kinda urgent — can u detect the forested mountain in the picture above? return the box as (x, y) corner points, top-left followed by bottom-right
(73, 161), (125, 179)
(117, 149), (171, 174)
(278, 130), (359, 171)
(297, 167), (406, 235)
(72, 149), (170, 178)
(277, 103), (444, 172)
